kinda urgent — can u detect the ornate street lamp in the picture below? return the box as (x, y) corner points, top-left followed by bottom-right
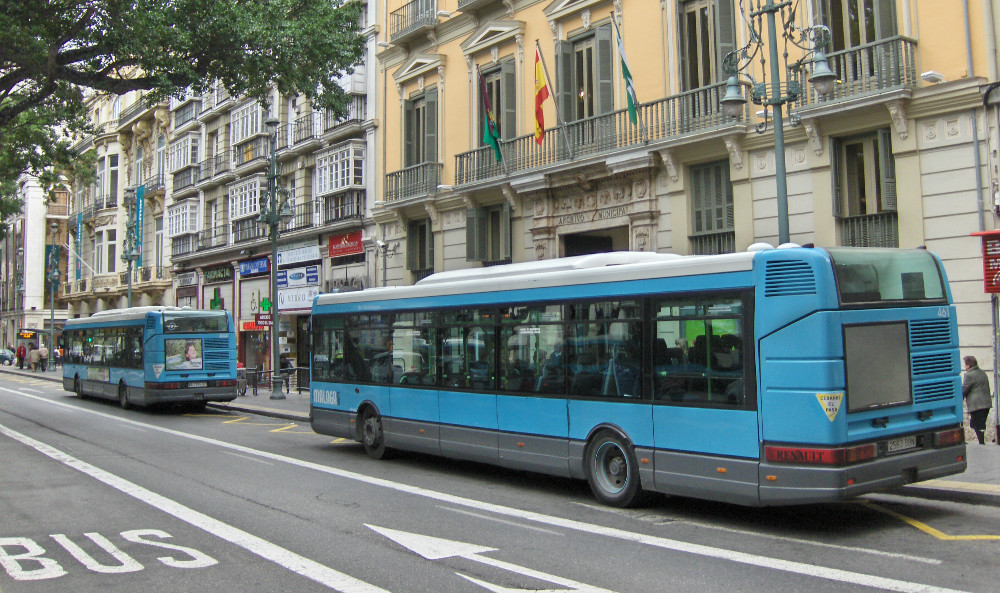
(121, 187), (141, 307)
(259, 115), (294, 400)
(15, 246), (24, 337)
(47, 222), (59, 366)
(720, 1), (837, 245)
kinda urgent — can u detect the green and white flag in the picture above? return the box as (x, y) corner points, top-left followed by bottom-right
(613, 18), (638, 125)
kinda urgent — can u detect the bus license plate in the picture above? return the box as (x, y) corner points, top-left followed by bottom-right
(887, 435), (917, 453)
(189, 382), (208, 388)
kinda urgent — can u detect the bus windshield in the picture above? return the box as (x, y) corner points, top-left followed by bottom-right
(162, 311), (230, 333)
(827, 248), (947, 305)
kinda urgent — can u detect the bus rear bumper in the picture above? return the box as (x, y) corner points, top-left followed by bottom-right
(137, 386), (237, 406)
(758, 444), (967, 505)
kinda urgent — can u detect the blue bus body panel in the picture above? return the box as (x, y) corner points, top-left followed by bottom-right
(652, 407), (759, 458)
(497, 395), (568, 438)
(389, 386), (439, 422)
(440, 392), (497, 429)
(567, 400), (653, 446)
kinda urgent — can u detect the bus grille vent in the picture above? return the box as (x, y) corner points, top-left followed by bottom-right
(913, 380), (955, 403)
(763, 261), (817, 296)
(146, 318), (156, 331)
(204, 350), (228, 361)
(912, 353), (954, 376)
(205, 362), (229, 371)
(205, 338), (229, 350)
(909, 320), (951, 347)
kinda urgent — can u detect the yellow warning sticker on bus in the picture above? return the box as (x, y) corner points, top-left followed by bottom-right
(816, 392), (844, 422)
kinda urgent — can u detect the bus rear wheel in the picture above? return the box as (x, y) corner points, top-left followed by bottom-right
(359, 408), (387, 460)
(585, 431), (642, 507)
(118, 382), (132, 410)
(74, 376), (84, 399)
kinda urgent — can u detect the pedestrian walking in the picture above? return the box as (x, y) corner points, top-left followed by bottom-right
(962, 355), (993, 444)
(16, 343), (26, 370)
(38, 344), (49, 372)
(27, 343), (40, 372)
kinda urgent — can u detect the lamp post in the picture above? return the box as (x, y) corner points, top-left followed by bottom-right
(720, 1), (837, 246)
(47, 222), (59, 368)
(259, 115), (294, 400)
(121, 187), (140, 307)
(15, 246), (24, 337)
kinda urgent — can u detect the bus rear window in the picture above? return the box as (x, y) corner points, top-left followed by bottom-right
(163, 312), (230, 333)
(827, 248), (946, 306)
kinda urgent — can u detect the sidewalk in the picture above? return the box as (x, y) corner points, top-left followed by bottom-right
(3, 364), (997, 500)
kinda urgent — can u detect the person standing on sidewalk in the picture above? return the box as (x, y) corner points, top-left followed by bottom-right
(38, 344), (48, 372)
(16, 343), (25, 370)
(27, 343), (40, 372)
(962, 355), (993, 444)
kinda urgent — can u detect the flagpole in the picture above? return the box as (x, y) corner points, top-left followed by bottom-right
(477, 64), (510, 176)
(612, 12), (649, 144)
(534, 39), (574, 160)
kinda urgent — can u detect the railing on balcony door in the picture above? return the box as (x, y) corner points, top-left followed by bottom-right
(174, 101), (200, 127)
(173, 166), (199, 192)
(324, 96), (367, 132)
(198, 158), (214, 181)
(232, 137), (268, 168)
(689, 231), (736, 255)
(291, 112), (323, 146)
(390, 0), (436, 40)
(456, 81), (749, 186)
(323, 190), (365, 224)
(171, 234), (195, 258)
(384, 163), (441, 202)
(792, 36), (917, 107)
(213, 153), (230, 178)
(144, 173), (165, 191)
(839, 211), (899, 248)
(198, 224), (230, 251)
(280, 199), (317, 233)
(231, 217), (267, 244)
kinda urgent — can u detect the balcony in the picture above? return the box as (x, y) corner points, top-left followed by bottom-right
(384, 162), (441, 203)
(457, 0), (499, 11)
(174, 100), (201, 129)
(197, 158), (214, 183)
(232, 217), (268, 244)
(839, 211), (899, 248)
(137, 265), (171, 283)
(171, 234), (196, 258)
(198, 224), (230, 251)
(213, 153), (232, 179)
(280, 199), (318, 233)
(690, 231), (736, 255)
(390, 0), (437, 44)
(232, 137), (269, 170)
(455, 81), (746, 186)
(92, 274), (120, 290)
(117, 99), (150, 127)
(143, 173), (165, 192)
(277, 112), (323, 152)
(324, 190), (365, 224)
(792, 36), (917, 109)
(172, 166), (200, 193)
(95, 193), (118, 211)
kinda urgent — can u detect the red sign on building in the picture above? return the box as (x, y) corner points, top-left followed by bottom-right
(971, 230), (1000, 293)
(329, 230), (364, 258)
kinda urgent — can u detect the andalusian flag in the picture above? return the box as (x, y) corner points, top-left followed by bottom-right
(534, 48), (550, 145)
(479, 68), (503, 162)
(613, 18), (638, 125)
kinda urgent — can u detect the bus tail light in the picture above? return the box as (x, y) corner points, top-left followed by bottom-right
(932, 427), (964, 447)
(764, 443), (876, 466)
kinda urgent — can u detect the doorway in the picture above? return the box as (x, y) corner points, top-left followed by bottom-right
(563, 227), (629, 257)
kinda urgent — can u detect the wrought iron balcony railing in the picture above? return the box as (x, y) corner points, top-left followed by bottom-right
(324, 190), (365, 224)
(792, 36), (917, 108)
(233, 137), (269, 168)
(384, 162), (441, 203)
(839, 211), (899, 248)
(390, 0), (437, 42)
(689, 231), (736, 255)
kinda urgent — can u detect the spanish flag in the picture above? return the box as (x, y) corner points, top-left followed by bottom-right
(534, 48), (550, 145)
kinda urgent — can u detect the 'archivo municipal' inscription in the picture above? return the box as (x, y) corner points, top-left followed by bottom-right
(556, 206), (629, 226)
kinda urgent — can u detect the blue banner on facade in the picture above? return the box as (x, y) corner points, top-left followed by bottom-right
(135, 184), (145, 267)
(239, 257), (269, 276)
(75, 212), (82, 280)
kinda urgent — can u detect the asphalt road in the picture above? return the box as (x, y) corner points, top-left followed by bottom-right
(1, 373), (998, 593)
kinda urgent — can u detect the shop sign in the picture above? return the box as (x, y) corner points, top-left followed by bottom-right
(329, 230), (363, 258)
(239, 257), (269, 276)
(176, 272), (198, 287)
(278, 286), (320, 311)
(203, 264), (234, 284)
(241, 321), (268, 331)
(278, 239), (321, 266)
(277, 265), (319, 288)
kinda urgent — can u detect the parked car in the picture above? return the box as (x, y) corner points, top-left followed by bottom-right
(0, 348), (14, 365)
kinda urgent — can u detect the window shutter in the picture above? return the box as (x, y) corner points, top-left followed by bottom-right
(426, 221), (435, 270)
(595, 24), (614, 115)
(556, 40), (574, 122)
(406, 221), (418, 270)
(691, 165), (707, 233)
(466, 207), (480, 261)
(715, 0), (737, 80)
(831, 138), (844, 217)
(424, 87), (438, 163)
(404, 99), (415, 166)
(501, 60), (517, 140)
(501, 202), (512, 259)
(877, 128), (897, 211)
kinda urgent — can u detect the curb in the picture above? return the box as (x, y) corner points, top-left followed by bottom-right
(206, 401), (310, 423)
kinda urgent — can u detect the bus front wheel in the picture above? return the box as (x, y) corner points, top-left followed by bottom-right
(74, 376), (84, 399)
(359, 408), (387, 460)
(118, 382), (132, 410)
(585, 431), (642, 507)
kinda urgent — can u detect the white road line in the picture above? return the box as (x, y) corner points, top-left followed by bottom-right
(572, 501), (942, 565)
(0, 388), (968, 593)
(223, 451), (274, 466)
(437, 506), (565, 536)
(0, 422), (390, 593)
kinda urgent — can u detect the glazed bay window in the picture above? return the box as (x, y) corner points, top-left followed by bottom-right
(833, 128), (898, 247)
(689, 160), (735, 255)
(166, 201), (198, 237)
(169, 133), (199, 172)
(315, 140), (365, 197)
(231, 101), (262, 144)
(467, 203), (511, 264)
(228, 176), (264, 221)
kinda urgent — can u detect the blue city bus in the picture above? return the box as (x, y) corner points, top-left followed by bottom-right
(309, 248), (967, 507)
(62, 306), (238, 409)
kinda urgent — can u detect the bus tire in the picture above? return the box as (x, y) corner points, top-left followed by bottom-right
(359, 407), (387, 460)
(118, 382), (132, 410)
(74, 376), (85, 399)
(585, 431), (642, 507)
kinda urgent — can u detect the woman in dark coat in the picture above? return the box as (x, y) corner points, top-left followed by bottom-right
(962, 356), (993, 444)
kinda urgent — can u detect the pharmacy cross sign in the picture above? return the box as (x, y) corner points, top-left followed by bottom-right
(259, 297), (272, 312)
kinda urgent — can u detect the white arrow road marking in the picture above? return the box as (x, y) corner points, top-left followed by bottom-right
(368, 525), (617, 593)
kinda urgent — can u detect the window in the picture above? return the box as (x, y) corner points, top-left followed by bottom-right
(833, 129), (898, 247)
(315, 140), (365, 197)
(228, 177), (264, 220)
(95, 157), (106, 202)
(107, 155), (118, 205)
(95, 229), (117, 274)
(818, 0), (897, 54)
(679, 0), (736, 91)
(653, 294), (747, 406)
(231, 101), (262, 144)
(111, 98), (121, 121)
(406, 219), (433, 272)
(689, 160), (734, 254)
(467, 203), (511, 263)
(154, 218), (163, 267)
(168, 134), (199, 171)
(403, 88), (437, 166)
(135, 146), (144, 186)
(156, 134), (166, 178)
(478, 61), (517, 142)
(556, 24), (614, 122)
(167, 202), (198, 237)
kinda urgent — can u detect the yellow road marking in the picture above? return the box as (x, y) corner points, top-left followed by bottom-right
(915, 479), (1000, 495)
(861, 501), (1000, 540)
